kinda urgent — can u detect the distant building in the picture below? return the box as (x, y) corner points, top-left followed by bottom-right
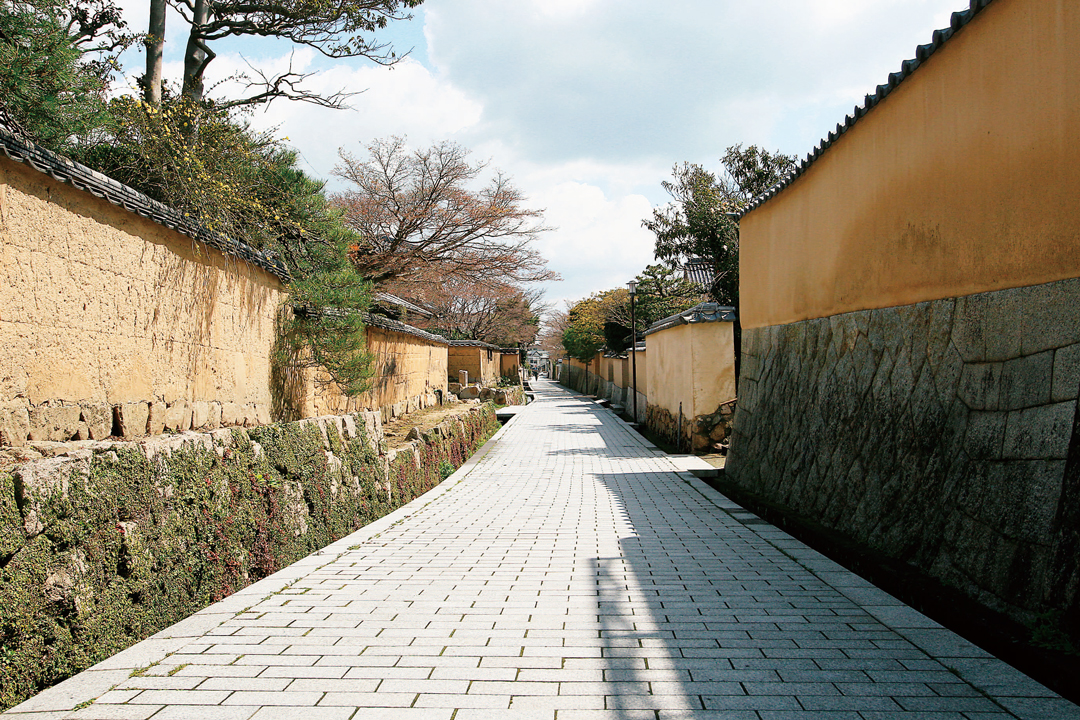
(526, 348), (550, 375)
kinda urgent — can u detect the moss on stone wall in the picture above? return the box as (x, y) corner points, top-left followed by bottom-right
(0, 406), (498, 711)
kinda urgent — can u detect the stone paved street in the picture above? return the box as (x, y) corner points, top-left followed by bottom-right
(6, 381), (1079, 720)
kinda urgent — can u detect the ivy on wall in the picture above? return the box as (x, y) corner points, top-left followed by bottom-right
(0, 406), (499, 711)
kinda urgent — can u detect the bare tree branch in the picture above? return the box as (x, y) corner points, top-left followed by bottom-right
(215, 54), (362, 109)
(332, 136), (559, 291)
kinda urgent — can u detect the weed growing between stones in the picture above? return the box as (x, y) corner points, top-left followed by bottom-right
(0, 406), (498, 711)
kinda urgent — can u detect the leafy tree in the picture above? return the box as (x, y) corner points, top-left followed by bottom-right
(644, 144), (795, 307)
(634, 263), (703, 328)
(537, 308), (569, 360)
(561, 290), (628, 362)
(0, 0), (132, 150)
(76, 94), (293, 246)
(333, 136), (557, 291)
(561, 305), (605, 364)
(278, 232), (375, 398)
(143, 0), (423, 108)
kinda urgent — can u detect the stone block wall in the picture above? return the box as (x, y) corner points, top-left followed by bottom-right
(727, 276), (1080, 636)
(647, 399), (735, 454)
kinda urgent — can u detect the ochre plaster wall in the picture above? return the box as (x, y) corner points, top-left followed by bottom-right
(740, 0), (1080, 329)
(646, 323), (734, 422)
(600, 357), (618, 385)
(628, 349), (647, 397)
(299, 326), (448, 417)
(0, 155), (285, 412)
(448, 346), (499, 386)
(500, 352), (520, 378)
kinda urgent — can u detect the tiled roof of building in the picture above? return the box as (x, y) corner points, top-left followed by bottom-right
(683, 258), (717, 291)
(738, 0), (996, 220)
(0, 123), (291, 282)
(293, 304), (449, 344)
(644, 302), (737, 336)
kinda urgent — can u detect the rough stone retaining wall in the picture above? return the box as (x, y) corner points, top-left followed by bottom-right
(0, 405), (499, 711)
(727, 277), (1080, 640)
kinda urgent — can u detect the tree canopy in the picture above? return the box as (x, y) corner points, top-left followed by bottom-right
(559, 264), (703, 360)
(403, 280), (545, 348)
(333, 136), (557, 291)
(142, 0), (423, 108)
(644, 144), (795, 307)
(0, 0), (132, 149)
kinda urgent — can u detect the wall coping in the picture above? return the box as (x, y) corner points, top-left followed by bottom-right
(644, 302), (737, 336)
(737, 0), (996, 220)
(0, 123), (291, 282)
(364, 313), (450, 345)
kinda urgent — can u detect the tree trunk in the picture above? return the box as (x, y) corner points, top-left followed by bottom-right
(144, 0), (166, 105)
(182, 0), (210, 102)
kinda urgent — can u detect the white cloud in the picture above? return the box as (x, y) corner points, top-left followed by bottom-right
(528, 180), (657, 309)
(529, 0), (608, 20)
(226, 57), (485, 184)
(103, 0), (973, 323)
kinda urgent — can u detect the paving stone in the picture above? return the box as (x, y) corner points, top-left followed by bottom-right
(7, 382), (1078, 719)
(68, 704), (162, 720)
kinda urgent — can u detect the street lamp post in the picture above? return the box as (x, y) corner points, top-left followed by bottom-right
(627, 280), (638, 424)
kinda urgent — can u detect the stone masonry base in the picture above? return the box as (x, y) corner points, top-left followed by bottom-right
(728, 276), (1080, 641)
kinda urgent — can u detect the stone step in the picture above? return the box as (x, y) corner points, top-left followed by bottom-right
(495, 405), (527, 423)
(668, 454), (722, 478)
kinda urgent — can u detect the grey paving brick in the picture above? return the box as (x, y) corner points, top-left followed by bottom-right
(223, 690), (325, 706)
(248, 709), (356, 720)
(67, 705), (164, 720)
(458, 710), (554, 720)
(557, 712), (656, 720)
(318, 691), (416, 707)
(702, 695), (802, 711)
(413, 693), (510, 709)
(151, 707), (259, 720)
(126, 689), (230, 705)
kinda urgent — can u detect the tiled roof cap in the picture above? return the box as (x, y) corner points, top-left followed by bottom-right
(0, 123), (291, 282)
(373, 293), (432, 317)
(291, 304), (448, 344)
(448, 339), (501, 350)
(738, 0), (996, 220)
(644, 302), (737, 336)
(364, 314), (449, 345)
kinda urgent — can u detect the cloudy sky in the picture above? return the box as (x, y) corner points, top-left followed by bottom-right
(113, 0), (968, 314)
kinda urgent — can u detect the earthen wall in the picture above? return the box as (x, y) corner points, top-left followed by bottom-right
(0, 153), (286, 445)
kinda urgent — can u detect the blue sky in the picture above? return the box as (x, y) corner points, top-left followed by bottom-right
(113, 0), (969, 314)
